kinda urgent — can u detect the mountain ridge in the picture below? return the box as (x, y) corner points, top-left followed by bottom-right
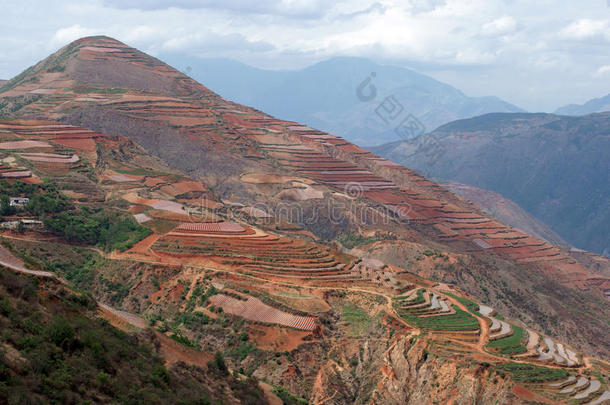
(160, 53), (524, 146)
(555, 93), (610, 115)
(372, 111), (610, 256)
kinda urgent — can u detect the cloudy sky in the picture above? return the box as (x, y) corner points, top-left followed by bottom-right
(1, 0), (609, 111)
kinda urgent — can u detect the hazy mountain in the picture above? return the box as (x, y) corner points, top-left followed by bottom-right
(373, 112), (610, 255)
(555, 93), (610, 115)
(161, 54), (524, 146)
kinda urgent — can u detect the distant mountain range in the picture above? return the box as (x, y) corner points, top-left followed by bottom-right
(160, 55), (524, 146)
(555, 93), (610, 115)
(372, 112), (610, 256)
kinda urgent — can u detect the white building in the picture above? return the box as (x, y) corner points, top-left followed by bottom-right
(9, 197), (29, 207)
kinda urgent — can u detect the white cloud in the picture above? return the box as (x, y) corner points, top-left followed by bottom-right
(595, 65), (610, 76)
(51, 24), (100, 46)
(559, 19), (609, 41)
(482, 16), (517, 37)
(1, 0), (610, 111)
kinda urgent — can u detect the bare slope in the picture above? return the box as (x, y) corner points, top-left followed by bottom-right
(444, 182), (567, 246)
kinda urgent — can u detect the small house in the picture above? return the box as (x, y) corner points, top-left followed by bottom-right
(20, 219), (43, 229)
(9, 197), (29, 207)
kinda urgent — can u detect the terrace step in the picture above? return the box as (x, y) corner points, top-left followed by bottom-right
(560, 376), (588, 394)
(548, 376), (576, 389)
(585, 390), (610, 405)
(574, 379), (601, 400)
(489, 320), (512, 340)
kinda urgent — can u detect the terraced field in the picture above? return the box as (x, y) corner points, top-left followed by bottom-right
(151, 221), (364, 284)
(487, 325), (527, 355)
(473, 303), (583, 367)
(236, 122), (604, 294)
(546, 374), (609, 403)
(209, 294), (318, 331)
(392, 289), (480, 341)
(0, 121), (106, 199)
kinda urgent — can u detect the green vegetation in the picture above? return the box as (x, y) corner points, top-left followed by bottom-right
(227, 342), (257, 362)
(444, 292), (481, 316)
(272, 385), (309, 405)
(45, 207), (152, 251)
(46, 64), (65, 73)
(169, 332), (200, 349)
(393, 289), (425, 305)
(0, 179), (71, 218)
(341, 303), (372, 336)
(421, 250), (449, 260)
(394, 300), (480, 332)
(200, 285), (219, 306)
(0, 269), (265, 404)
(1, 239), (138, 307)
(487, 325), (527, 355)
(338, 233), (394, 249)
(495, 363), (568, 383)
(0, 180), (150, 251)
(208, 351), (228, 375)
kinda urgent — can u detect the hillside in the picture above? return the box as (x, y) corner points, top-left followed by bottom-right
(442, 182), (567, 246)
(373, 112), (610, 256)
(556, 94), (610, 115)
(0, 253), (267, 404)
(162, 55), (524, 146)
(0, 36), (609, 403)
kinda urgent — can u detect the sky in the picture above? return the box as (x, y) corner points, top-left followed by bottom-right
(1, 0), (610, 111)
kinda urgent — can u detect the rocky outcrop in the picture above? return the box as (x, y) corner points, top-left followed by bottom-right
(372, 337), (512, 404)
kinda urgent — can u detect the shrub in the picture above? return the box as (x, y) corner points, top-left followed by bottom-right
(208, 352), (228, 376)
(45, 316), (76, 349)
(272, 385), (309, 405)
(45, 208), (151, 251)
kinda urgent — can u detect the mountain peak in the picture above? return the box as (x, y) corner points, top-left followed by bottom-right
(1, 35), (212, 97)
(555, 93), (610, 115)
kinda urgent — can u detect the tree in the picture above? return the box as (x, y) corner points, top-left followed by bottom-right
(0, 194), (14, 216)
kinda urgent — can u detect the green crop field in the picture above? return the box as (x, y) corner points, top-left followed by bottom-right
(394, 301), (480, 332)
(487, 325), (527, 355)
(496, 363), (568, 383)
(393, 288), (425, 305)
(444, 292), (481, 316)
